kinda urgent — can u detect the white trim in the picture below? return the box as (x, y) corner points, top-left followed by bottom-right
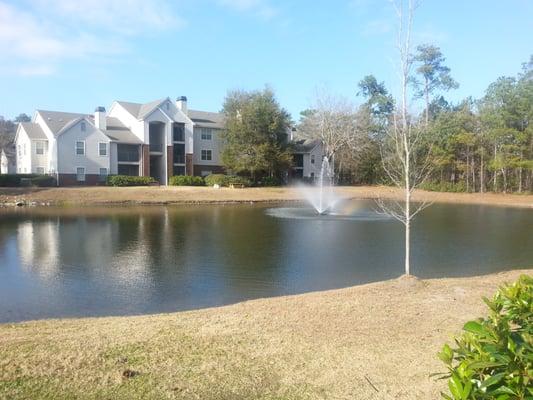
(35, 140), (45, 155)
(201, 149), (212, 161)
(75, 140), (85, 156)
(75, 166), (86, 182)
(98, 142), (108, 156)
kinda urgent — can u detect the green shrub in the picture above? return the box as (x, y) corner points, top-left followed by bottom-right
(259, 176), (282, 186)
(226, 175), (251, 187)
(169, 175), (205, 186)
(436, 275), (532, 400)
(421, 181), (467, 193)
(29, 175), (56, 187)
(0, 174), (56, 187)
(205, 174), (229, 187)
(106, 175), (156, 187)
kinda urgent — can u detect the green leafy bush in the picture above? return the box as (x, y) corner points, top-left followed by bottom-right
(169, 175), (205, 186)
(205, 174), (229, 187)
(106, 175), (156, 187)
(29, 175), (56, 187)
(259, 176), (282, 186)
(421, 181), (467, 193)
(226, 175), (251, 187)
(436, 275), (533, 400)
(0, 174), (56, 187)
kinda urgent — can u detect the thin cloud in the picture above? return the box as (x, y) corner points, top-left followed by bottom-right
(0, 0), (185, 76)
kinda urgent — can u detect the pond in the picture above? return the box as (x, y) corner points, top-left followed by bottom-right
(0, 201), (532, 323)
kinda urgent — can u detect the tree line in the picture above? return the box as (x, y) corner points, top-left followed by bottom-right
(297, 52), (532, 193)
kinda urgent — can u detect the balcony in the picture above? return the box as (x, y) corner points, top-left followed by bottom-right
(174, 154), (185, 164)
(117, 144), (140, 162)
(149, 143), (163, 153)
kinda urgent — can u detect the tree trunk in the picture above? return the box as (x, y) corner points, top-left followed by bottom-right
(471, 156), (476, 192)
(424, 79), (429, 128)
(466, 149), (470, 192)
(480, 151), (485, 193)
(493, 145), (498, 192)
(405, 189), (411, 276)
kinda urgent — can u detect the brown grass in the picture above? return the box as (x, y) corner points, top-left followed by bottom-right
(1, 269), (531, 399)
(1, 185), (532, 208)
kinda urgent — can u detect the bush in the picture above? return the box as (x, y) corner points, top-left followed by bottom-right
(259, 176), (282, 186)
(29, 175), (56, 187)
(436, 275), (532, 400)
(106, 175), (156, 187)
(421, 181), (467, 193)
(0, 174), (56, 187)
(169, 175), (205, 186)
(205, 174), (229, 187)
(226, 175), (251, 187)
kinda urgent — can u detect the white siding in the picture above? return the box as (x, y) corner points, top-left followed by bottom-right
(192, 127), (224, 166)
(31, 140), (49, 173)
(56, 119), (111, 175)
(15, 128), (32, 173)
(303, 143), (324, 178)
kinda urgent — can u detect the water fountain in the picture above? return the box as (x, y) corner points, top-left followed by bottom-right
(301, 156), (339, 215)
(266, 156), (390, 221)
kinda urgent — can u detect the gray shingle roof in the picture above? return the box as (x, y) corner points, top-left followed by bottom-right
(37, 110), (89, 135)
(292, 138), (321, 153)
(189, 109), (225, 129)
(116, 98), (166, 120)
(19, 122), (48, 140)
(104, 117), (142, 144)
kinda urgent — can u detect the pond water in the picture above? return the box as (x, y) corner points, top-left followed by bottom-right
(0, 201), (532, 323)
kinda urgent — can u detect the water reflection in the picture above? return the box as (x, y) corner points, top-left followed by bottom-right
(0, 202), (531, 322)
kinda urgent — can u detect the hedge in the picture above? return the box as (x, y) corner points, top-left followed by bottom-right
(169, 175), (205, 186)
(106, 175), (156, 187)
(0, 174), (56, 187)
(205, 174), (229, 187)
(204, 174), (251, 187)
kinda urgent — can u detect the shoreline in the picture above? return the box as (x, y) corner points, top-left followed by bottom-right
(1, 268), (531, 399)
(1, 185), (532, 209)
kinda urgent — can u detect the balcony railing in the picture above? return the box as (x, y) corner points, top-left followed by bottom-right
(149, 143), (163, 153)
(174, 154), (185, 164)
(117, 151), (139, 162)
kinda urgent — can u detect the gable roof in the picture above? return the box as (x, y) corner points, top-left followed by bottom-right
(19, 122), (48, 140)
(188, 109), (225, 129)
(104, 117), (142, 144)
(37, 110), (90, 136)
(115, 98), (167, 120)
(292, 138), (321, 153)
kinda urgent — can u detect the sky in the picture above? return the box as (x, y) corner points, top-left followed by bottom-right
(0, 0), (532, 120)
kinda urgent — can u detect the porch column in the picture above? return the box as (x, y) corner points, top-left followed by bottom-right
(167, 145), (173, 181)
(141, 144), (150, 177)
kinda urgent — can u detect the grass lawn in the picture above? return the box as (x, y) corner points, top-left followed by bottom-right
(1, 269), (531, 399)
(0, 185), (532, 208)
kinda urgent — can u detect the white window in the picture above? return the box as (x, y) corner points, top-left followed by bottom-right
(23, 143), (26, 156)
(35, 141), (44, 155)
(76, 167), (85, 182)
(18, 145), (21, 157)
(311, 154), (315, 164)
(201, 128), (212, 140)
(99, 168), (108, 181)
(36, 167), (45, 174)
(81, 122), (86, 132)
(201, 149), (212, 161)
(76, 141), (85, 155)
(98, 142), (108, 156)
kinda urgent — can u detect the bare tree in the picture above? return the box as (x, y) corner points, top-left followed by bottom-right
(298, 90), (364, 175)
(376, 0), (433, 276)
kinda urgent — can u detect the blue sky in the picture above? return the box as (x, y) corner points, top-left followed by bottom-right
(0, 0), (531, 120)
